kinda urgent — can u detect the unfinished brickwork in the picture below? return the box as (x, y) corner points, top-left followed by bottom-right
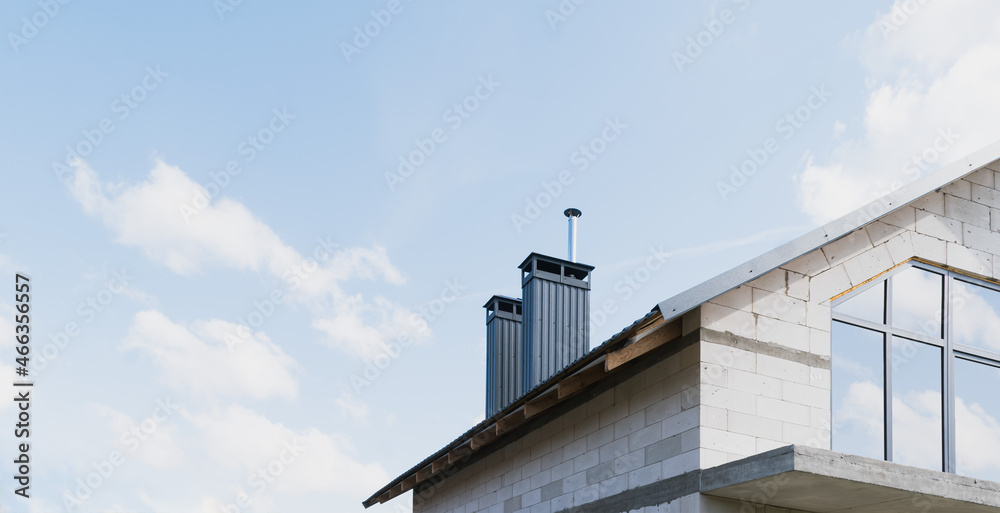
(407, 165), (1000, 513)
(691, 166), (1000, 469)
(412, 341), (701, 513)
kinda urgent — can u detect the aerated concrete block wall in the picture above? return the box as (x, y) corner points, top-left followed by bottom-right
(412, 341), (702, 513)
(690, 166), (1000, 469)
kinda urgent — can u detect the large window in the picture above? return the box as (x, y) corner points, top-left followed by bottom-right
(832, 262), (1000, 481)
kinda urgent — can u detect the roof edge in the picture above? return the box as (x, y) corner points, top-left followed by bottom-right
(657, 140), (1000, 321)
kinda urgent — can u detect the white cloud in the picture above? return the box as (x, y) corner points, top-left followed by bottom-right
(186, 404), (388, 496)
(955, 396), (1000, 480)
(795, 1), (1000, 223)
(67, 160), (429, 359)
(122, 310), (300, 400)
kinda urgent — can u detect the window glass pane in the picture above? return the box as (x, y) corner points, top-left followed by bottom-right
(891, 267), (943, 338)
(955, 358), (1000, 482)
(834, 281), (885, 324)
(952, 280), (1000, 353)
(832, 321), (885, 459)
(891, 337), (943, 471)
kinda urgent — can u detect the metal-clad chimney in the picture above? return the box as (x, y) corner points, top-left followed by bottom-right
(565, 208), (581, 262)
(519, 253), (594, 392)
(484, 295), (523, 417)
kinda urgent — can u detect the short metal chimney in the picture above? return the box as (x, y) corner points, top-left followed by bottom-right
(484, 295), (523, 417)
(565, 208), (581, 262)
(519, 253), (594, 392)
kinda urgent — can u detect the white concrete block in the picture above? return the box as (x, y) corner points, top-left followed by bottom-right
(809, 328), (831, 357)
(912, 191), (945, 215)
(701, 342), (757, 372)
(701, 427), (756, 456)
(865, 221), (902, 246)
(993, 208), (1000, 232)
(614, 411), (646, 440)
(728, 411), (783, 439)
(885, 231), (915, 264)
(911, 232), (947, 263)
(728, 367), (782, 398)
(806, 303), (831, 331)
(782, 421), (828, 448)
(947, 242), (991, 277)
(966, 168), (995, 188)
(782, 381), (830, 408)
(881, 205), (916, 231)
(811, 367), (831, 389)
(757, 397), (811, 426)
(628, 422), (662, 451)
(645, 395), (681, 425)
(700, 303), (755, 339)
(915, 209), (962, 243)
(786, 271), (809, 301)
(810, 265), (851, 304)
(748, 270), (787, 294)
(629, 381), (664, 415)
(756, 437), (788, 453)
(660, 449), (699, 478)
(781, 249), (830, 277)
(942, 179), (972, 199)
(701, 404), (729, 430)
(945, 194), (991, 229)
(822, 229), (873, 266)
(629, 463), (662, 488)
(755, 317), (810, 352)
(752, 289), (807, 325)
(700, 384), (757, 415)
(971, 183), (1000, 208)
(963, 223), (1000, 255)
(710, 285), (752, 312)
(662, 406), (701, 438)
(701, 362), (728, 387)
(842, 243), (894, 286)
(756, 354), (810, 384)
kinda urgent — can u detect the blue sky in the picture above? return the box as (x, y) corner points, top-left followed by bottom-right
(3, 1), (1000, 512)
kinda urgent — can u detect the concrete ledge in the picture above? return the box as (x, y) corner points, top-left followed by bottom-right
(701, 445), (1000, 512)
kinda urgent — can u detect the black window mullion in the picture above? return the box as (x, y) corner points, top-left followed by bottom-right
(943, 271), (955, 473)
(884, 274), (893, 462)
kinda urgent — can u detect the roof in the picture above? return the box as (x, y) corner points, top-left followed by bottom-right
(363, 141), (1000, 508)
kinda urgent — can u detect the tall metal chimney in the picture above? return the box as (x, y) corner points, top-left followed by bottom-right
(519, 253), (594, 392)
(484, 295), (523, 417)
(564, 208), (581, 262)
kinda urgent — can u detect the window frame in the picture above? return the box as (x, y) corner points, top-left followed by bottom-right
(831, 260), (1000, 474)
